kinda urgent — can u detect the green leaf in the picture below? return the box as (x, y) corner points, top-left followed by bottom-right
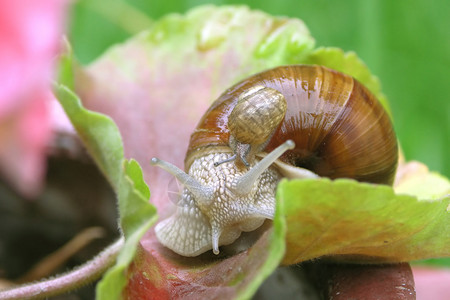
(54, 84), (157, 300)
(54, 85), (123, 187)
(278, 178), (449, 265)
(397, 172), (449, 201)
(237, 183), (287, 300)
(57, 38), (76, 91)
(97, 159), (157, 300)
(394, 161), (450, 201)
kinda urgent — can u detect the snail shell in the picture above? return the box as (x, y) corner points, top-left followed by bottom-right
(226, 85), (287, 167)
(152, 65), (398, 257)
(187, 65), (398, 185)
(229, 85), (287, 145)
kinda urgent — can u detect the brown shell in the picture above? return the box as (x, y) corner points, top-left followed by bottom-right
(186, 65), (398, 185)
(228, 86), (287, 145)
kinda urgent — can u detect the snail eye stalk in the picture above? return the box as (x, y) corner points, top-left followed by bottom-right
(231, 140), (295, 196)
(150, 158), (214, 206)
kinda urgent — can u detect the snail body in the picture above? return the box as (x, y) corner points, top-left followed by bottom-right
(151, 65), (398, 257)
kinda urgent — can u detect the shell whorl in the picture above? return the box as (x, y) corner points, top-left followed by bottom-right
(228, 85), (287, 145)
(187, 65), (398, 185)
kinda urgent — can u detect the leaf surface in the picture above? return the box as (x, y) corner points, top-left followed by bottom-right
(278, 178), (449, 265)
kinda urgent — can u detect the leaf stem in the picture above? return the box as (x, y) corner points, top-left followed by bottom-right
(0, 237), (124, 300)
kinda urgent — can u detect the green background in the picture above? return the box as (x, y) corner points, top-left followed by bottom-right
(68, 0), (449, 178)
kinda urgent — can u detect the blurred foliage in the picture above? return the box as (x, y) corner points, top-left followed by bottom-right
(68, 0), (449, 179)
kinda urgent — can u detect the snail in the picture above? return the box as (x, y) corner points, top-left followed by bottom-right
(151, 65), (398, 257)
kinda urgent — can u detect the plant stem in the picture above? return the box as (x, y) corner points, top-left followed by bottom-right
(0, 237), (124, 300)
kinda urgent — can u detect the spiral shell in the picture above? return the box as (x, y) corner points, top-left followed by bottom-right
(228, 85), (287, 145)
(187, 65), (398, 185)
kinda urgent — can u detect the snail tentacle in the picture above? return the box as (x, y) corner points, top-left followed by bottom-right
(247, 206), (275, 220)
(213, 154), (236, 167)
(150, 157), (214, 206)
(211, 226), (222, 255)
(231, 140), (295, 196)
